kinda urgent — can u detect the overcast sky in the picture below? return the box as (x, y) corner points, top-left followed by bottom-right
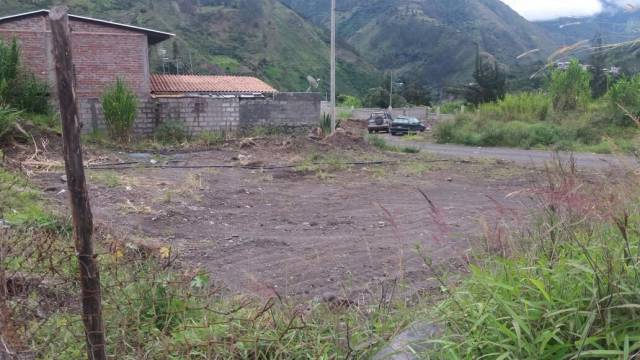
(501, 0), (640, 21)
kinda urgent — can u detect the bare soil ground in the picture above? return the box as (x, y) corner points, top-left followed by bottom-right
(17, 129), (550, 302)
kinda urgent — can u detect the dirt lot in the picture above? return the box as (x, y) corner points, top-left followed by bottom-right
(23, 132), (547, 301)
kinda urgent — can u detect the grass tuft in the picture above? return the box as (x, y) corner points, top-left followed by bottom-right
(366, 135), (420, 154)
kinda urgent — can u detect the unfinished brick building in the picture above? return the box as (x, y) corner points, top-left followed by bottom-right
(0, 9), (174, 100)
(0, 10), (320, 135)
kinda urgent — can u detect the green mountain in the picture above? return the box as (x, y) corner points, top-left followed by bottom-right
(539, 9), (640, 45)
(538, 9), (640, 73)
(0, 0), (380, 96)
(280, 0), (557, 88)
(11, 0), (636, 97)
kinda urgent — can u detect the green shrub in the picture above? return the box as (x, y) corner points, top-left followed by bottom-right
(430, 189), (640, 358)
(154, 120), (187, 144)
(549, 60), (592, 111)
(320, 113), (333, 136)
(0, 105), (20, 140)
(248, 124), (301, 137)
(11, 73), (49, 113)
(366, 134), (420, 153)
(0, 168), (59, 229)
(101, 78), (138, 143)
(401, 146), (420, 154)
(367, 134), (391, 150)
(0, 38), (49, 114)
(196, 130), (226, 146)
(337, 94), (362, 108)
(435, 115), (573, 149)
(438, 100), (466, 114)
(478, 92), (550, 122)
(607, 75), (640, 126)
(0, 38), (20, 92)
(432, 100), (640, 152)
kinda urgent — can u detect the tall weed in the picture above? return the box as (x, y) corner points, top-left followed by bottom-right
(478, 92), (550, 122)
(0, 38), (49, 114)
(429, 163), (640, 358)
(0, 105), (20, 140)
(102, 78), (138, 143)
(608, 74), (640, 127)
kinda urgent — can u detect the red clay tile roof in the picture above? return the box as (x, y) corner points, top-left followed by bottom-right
(150, 74), (277, 95)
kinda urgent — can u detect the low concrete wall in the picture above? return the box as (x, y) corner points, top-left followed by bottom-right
(321, 102), (429, 122)
(79, 92), (320, 136)
(239, 92), (321, 130)
(320, 102), (457, 129)
(351, 107), (428, 121)
(151, 97), (240, 135)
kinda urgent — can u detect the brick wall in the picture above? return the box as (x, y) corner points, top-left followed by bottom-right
(0, 14), (150, 100)
(0, 17), (49, 81)
(79, 93), (320, 136)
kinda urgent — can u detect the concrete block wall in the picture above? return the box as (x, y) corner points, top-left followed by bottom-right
(79, 98), (155, 135)
(151, 97), (239, 135)
(79, 93), (319, 136)
(350, 107), (429, 121)
(239, 93), (321, 130)
(320, 102), (429, 122)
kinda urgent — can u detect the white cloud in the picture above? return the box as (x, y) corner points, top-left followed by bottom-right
(501, 0), (603, 21)
(606, 0), (640, 7)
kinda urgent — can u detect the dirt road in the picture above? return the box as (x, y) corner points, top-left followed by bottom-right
(385, 135), (638, 170)
(35, 139), (546, 301)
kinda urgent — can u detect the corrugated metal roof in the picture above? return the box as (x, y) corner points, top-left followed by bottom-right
(150, 74), (277, 95)
(0, 10), (174, 45)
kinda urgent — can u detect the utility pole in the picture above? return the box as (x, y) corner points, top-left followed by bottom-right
(330, 0), (337, 133)
(389, 71), (393, 110)
(49, 7), (106, 360)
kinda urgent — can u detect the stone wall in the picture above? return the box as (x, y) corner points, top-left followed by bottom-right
(80, 92), (320, 136)
(239, 92), (321, 130)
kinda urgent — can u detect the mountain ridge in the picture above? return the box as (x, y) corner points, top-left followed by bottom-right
(1, 0), (638, 97)
(0, 0), (380, 96)
(280, 0), (557, 88)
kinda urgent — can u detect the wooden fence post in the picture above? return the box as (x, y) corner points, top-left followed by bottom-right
(49, 7), (107, 360)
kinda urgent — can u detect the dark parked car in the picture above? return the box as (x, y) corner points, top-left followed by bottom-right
(390, 116), (427, 136)
(367, 112), (394, 133)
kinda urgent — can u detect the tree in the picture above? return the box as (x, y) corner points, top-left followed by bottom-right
(589, 33), (608, 99)
(401, 80), (432, 106)
(465, 44), (506, 105)
(607, 74), (640, 126)
(337, 94), (362, 108)
(363, 87), (407, 108)
(549, 59), (591, 111)
(364, 87), (390, 108)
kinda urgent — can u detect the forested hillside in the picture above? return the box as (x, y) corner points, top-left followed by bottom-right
(280, 0), (556, 87)
(0, 0), (380, 95)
